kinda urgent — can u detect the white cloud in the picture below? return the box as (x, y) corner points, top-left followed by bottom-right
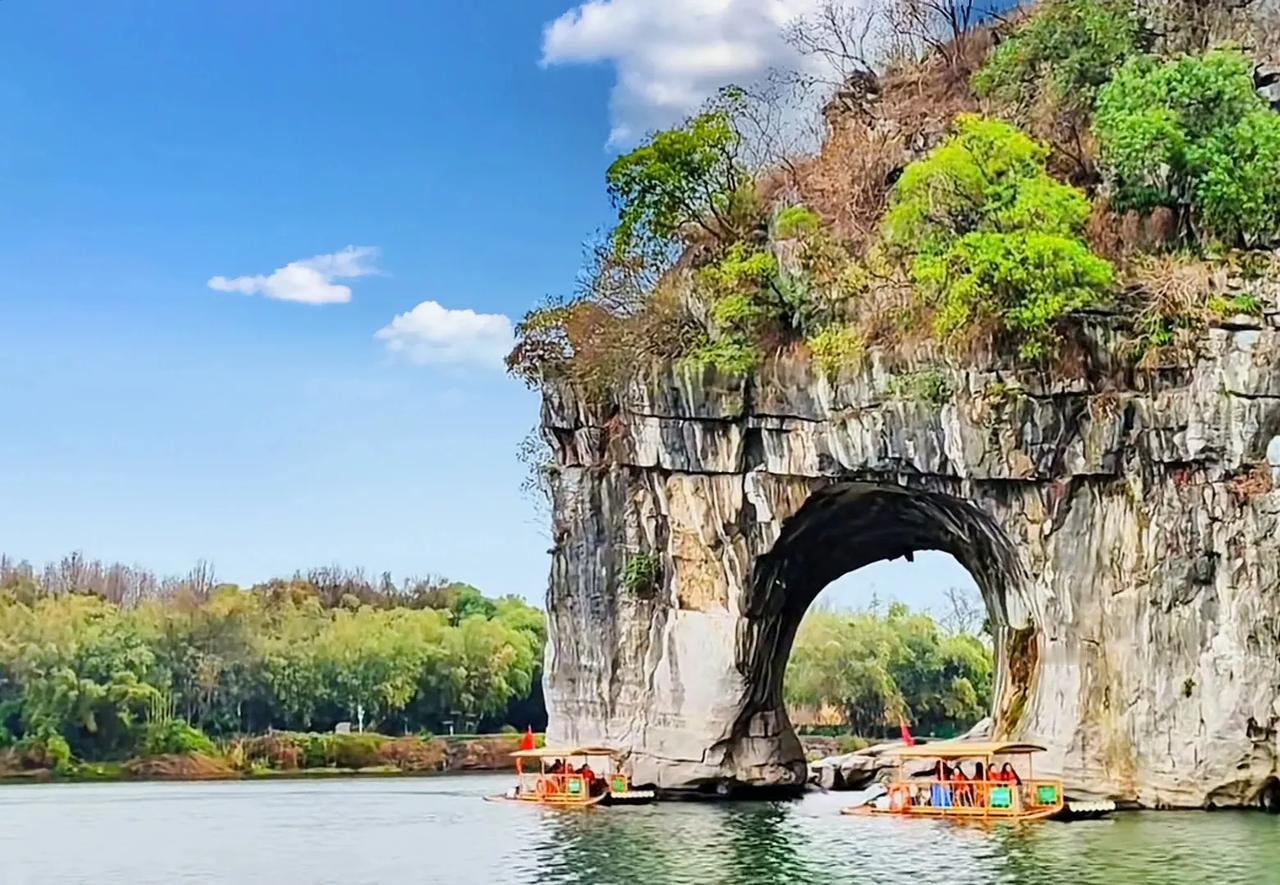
(208, 246), (379, 305)
(542, 0), (826, 145)
(375, 301), (514, 369)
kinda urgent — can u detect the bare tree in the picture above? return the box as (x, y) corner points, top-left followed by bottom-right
(782, 0), (881, 88)
(303, 565), (374, 608)
(517, 428), (556, 540)
(575, 231), (670, 317)
(185, 559), (219, 602)
(885, 0), (983, 68)
(717, 79), (827, 182)
(941, 585), (989, 637)
(0, 555), (34, 586)
(786, 0), (989, 80)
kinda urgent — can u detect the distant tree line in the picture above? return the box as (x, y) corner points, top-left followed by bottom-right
(0, 554), (547, 764)
(785, 599), (992, 739)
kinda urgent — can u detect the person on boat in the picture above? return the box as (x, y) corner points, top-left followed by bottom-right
(930, 761), (951, 808)
(549, 759), (565, 775)
(951, 764), (971, 806)
(972, 762), (987, 807)
(998, 762), (1022, 785)
(578, 762), (607, 796)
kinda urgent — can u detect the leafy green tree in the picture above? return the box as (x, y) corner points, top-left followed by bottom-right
(884, 115), (1113, 358)
(787, 611), (907, 736)
(0, 595), (163, 759)
(444, 584), (498, 624)
(973, 0), (1144, 117)
(448, 616), (539, 726)
(141, 586), (265, 734)
(493, 596), (547, 647)
(1094, 48), (1280, 246)
(313, 609), (428, 729)
(606, 109), (752, 252)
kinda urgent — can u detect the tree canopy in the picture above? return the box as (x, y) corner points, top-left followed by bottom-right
(785, 602), (992, 739)
(1094, 48), (1280, 245)
(0, 558), (546, 763)
(884, 115), (1114, 358)
(606, 106), (752, 253)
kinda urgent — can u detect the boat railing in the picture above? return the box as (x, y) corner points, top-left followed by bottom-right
(516, 772), (609, 801)
(893, 778), (1063, 814)
(539, 773), (588, 797)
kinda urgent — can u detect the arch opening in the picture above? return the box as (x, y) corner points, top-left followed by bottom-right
(785, 552), (991, 743)
(730, 482), (1036, 791)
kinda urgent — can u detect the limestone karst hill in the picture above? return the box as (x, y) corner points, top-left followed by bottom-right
(512, 0), (1280, 807)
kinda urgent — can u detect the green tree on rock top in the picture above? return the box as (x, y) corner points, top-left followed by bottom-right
(1094, 48), (1280, 247)
(606, 105), (753, 253)
(884, 115), (1114, 359)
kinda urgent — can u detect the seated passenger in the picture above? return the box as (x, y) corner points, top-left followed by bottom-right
(930, 761), (952, 808)
(998, 762), (1022, 785)
(972, 762), (987, 805)
(951, 764), (971, 806)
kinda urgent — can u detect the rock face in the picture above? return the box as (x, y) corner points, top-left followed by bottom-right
(539, 309), (1280, 808)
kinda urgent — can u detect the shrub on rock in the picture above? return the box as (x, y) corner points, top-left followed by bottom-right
(1094, 48), (1280, 246)
(884, 115), (1113, 358)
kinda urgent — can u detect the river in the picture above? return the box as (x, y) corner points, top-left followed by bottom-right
(0, 774), (1276, 884)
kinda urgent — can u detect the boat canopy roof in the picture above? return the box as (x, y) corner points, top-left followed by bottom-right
(887, 740), (1047, 759)
(510, 745), (621, 760)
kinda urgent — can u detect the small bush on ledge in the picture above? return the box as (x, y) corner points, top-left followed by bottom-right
(622, 554), (661, 597)
(886, 369), (954, 404)
(807, 324), (865, 378)
(140, 720), (216, 757)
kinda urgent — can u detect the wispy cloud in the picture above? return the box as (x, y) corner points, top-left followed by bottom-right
(375, 301), (514, 369)
(542, 0), (826, 145)
(208, 246), (379, 305)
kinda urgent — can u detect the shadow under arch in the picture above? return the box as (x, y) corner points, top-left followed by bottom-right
(732, 481), (1036, 788)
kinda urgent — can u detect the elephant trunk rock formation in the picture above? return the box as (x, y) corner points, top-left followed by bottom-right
(538, 313), (1280, 808)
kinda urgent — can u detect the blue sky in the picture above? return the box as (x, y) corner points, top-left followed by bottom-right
(0, 0), (973, 610)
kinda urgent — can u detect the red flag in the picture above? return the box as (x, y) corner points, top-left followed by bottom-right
(519, 726), (536, 751)
(899, 718), (916, 747)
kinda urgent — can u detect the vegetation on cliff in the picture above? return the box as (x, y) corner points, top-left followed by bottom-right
(507, 0), (1280, 395)
(0, 554), (545, 774)
(785, 601), (992, 739)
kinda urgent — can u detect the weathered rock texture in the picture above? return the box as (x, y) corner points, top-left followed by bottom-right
(540, 305), (1280, 808)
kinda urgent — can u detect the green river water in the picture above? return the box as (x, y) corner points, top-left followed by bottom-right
(0, 774), (1277, 884)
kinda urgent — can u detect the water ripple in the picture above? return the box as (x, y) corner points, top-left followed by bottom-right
(0, 775), (1275, 884)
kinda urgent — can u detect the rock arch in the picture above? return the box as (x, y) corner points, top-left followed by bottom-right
(729, 483), (1030, 787)
(539, 318), (1280, 806)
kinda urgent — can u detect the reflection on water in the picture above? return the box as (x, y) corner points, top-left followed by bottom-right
(0, 775), (1276, 884)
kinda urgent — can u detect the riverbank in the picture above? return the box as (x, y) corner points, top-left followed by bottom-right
(0, 732), (525, 785)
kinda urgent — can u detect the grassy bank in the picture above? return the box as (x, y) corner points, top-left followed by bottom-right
(0, 731), (532, 785)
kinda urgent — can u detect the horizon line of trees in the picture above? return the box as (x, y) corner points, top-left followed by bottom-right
(0, 553), (548, 765)
(0, 552), (511, 613)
